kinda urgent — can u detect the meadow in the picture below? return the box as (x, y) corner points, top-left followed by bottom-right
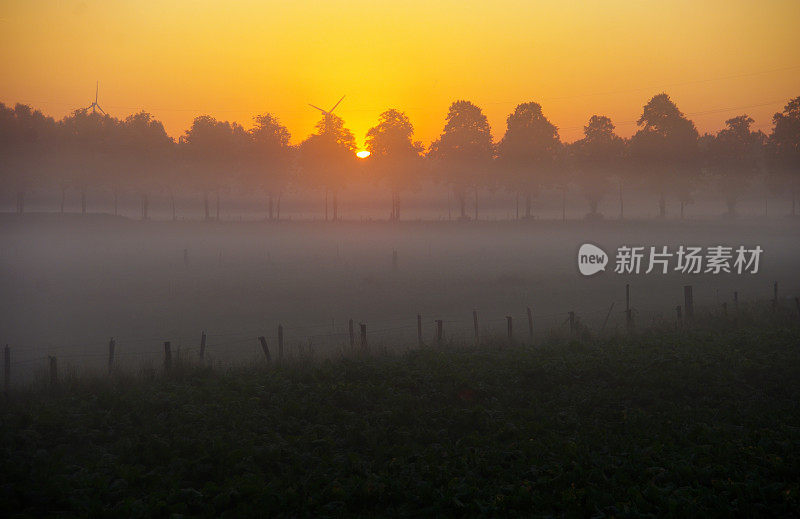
(1, 214), (798, 382)
(1, 308), (799, 517)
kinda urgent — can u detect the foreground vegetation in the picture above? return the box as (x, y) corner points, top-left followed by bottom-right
(2, 317), (800, 517)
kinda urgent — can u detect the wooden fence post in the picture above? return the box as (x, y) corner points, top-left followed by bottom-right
(200, 331), (207, 360)
(49, 356), (57, 387)
(473, 310), (479, 345)
(278, 324), (284, 362)
(684, 286), (694, 320)
(436, 320), (443, 344)
(4, 345), (9, 395)
(360, 323), (367, 350)
(569, 311), (575, 335)
(348, 319), (355, 349)
(108, 337), (115, 373)
(258, 336), (271, 364)
(506, 316), (513, 342)
(417, 314), (423, 347)
(164, 341), (172, 372)
(526, 307), (534, 345)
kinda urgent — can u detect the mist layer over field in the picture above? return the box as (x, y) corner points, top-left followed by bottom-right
(1, 215), (797, 379)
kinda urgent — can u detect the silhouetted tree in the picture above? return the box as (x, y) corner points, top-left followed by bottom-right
(705, 115), (765, 216)
(766, 96), (800, 216)
(59, 109), (123, 215)
(180, 115), (248, 221)
(428, 100), (493, 220)
(365, 109), (423, 221)
(0, 103), (60, 213)
(118, 111), (174, 218)
(299, 114), (356, 221)
(629, 93), (699, 218)
(496, 102), (560, 219)
(245, 113), (293, 221)
(570, 115), (626, 219)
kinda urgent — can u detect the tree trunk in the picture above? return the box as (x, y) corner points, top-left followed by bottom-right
(390, 190), (400, 221)
(171, 194), (176, 221)
(456, 189), (467, 218)
(113, 190), (118, 217)
(658, 192), (666, 218)
(515, 192), (519, 220)
(332, 193), (338, 221)
(268, 195), (274, 221)
(276, 192), (282, 221)
(474, 187), (478, 221)
(215, 190), (220, 221)
(525, 192), (532, 219)
(619, 181), (624, 220)
(562, 187), (566, 222)
(204, 192), (210, 221)
(793, 189), (797, 217)
(141, 193), (148, 221)
(324, 190), (328, 221)
(681, 200), (685, 219)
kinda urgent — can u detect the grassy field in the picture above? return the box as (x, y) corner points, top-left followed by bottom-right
(1, 312), (800, 517)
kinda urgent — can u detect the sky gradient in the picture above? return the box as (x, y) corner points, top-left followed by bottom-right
(1, 0), (799, 147)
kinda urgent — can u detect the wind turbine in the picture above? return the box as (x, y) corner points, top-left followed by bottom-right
(308, 95), (345, 118)
(85, 81), (106, 115)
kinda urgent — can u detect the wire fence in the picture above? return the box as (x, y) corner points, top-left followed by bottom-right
(3, 285), (799, 388)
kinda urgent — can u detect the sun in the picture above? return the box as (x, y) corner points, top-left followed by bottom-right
(356, 150), (371, 159)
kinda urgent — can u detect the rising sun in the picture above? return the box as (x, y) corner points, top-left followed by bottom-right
(356, 150), (371, 159)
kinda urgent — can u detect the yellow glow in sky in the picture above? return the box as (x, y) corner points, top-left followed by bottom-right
(1, 0), (799, 146)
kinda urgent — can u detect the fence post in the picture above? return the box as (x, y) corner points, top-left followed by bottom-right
(348, 319), (355, 349)
(569, 311), (575, 335)
(49, 356), (57, 387)
(200, 331), (207, 360)
(684, 286), (694, 320)
(258, 336), (271, 364)
(359, 323), (367, 350)
(164, 341), (172, 372)
(4, 345), (9, 395)
(278, 324), (284, 362)
(436, 320), (443, 345)
(473, 310), (479, 345)
(506, 316), (513, 342)
(108, 337), (115, 373)
(625, 283), (633, 332)
(417, 314), (423, 347)
(526, 307), (534, 345)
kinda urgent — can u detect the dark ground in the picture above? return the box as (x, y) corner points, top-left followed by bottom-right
(1, 309), (799, 517)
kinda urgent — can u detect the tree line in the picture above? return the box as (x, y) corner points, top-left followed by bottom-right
(1, 93), (798, 220)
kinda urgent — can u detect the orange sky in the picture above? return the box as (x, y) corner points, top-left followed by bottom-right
(1, 0), (799, 147)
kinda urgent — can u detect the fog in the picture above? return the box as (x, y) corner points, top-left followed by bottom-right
(2, 211), (797, 381)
